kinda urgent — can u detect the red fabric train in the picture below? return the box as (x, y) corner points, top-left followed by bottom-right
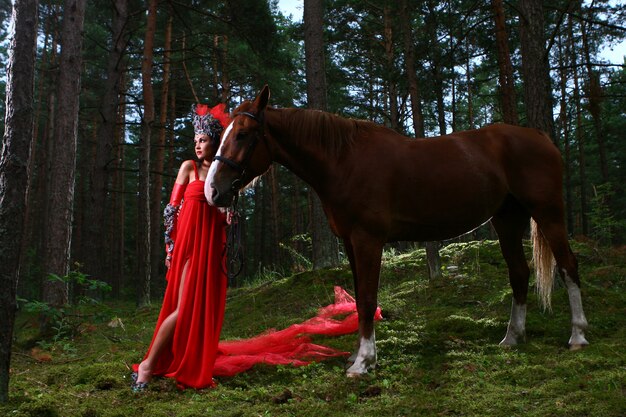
(213, 286), (383, 378)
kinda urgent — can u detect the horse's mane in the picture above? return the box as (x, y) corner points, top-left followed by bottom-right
(272, 107), (375, 157)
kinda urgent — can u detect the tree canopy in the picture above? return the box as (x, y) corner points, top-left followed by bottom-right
(1, 0), (625, 298)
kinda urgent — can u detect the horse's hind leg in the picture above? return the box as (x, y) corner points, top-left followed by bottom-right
(532, 213), (589, 349)
(492, 201), (531, 346)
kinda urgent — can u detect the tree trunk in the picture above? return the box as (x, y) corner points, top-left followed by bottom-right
(83, 0), (128, 285)
(260, 178), (271, 266)
(41, 0), (86, 311)
(492, 0), (519, 125)
(383, 5), (399, 131)
(447, 1), (457, 132)
(19, 4), (57, 299)
(400, 0), (425, 139)
(252, 179), (263, 272)
(304, 0), (339, 269)
(568, 15), (589, 235)
(71, 117), (95, 290)
(165, 86), (176, 194)
(290, 173), (307, 268)
(150, 6), (172, 282)
(557, 33), (574, 234)
(426, 1), (446, 136)
(268, 166), (282, 266)
(518, 0), (554, 137)
(580, 7), (608, 184)
(466, 39), (475, 129)
(220, 36), (230, 102)
(109, 78), (127, 298)
(137, 0), (157, 307)
(573, 70), (588, 235)
(37, 24), (60, 268)
(424, 0), (444, 279)
(450, 72), (457, 133)
(0, 0), (39, 402)
(212, 35), (231, 102)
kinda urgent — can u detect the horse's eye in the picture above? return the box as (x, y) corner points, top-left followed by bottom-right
(236, 132), (247, 141)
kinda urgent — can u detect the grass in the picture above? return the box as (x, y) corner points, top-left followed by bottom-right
(3, 240), (626, 416)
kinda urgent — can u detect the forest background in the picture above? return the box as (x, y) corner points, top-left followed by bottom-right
(0, 0), (625, 402)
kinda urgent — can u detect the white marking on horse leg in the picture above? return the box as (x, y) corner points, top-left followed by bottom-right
(346, 331), (376, 377)
(562, 268), (589, 350)
(347, 338), (360, 364)
(500, 300), (526, 346)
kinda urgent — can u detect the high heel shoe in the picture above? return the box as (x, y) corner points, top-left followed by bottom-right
(130, 372), (149, 393)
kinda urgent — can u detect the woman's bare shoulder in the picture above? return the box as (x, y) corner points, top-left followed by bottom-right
(175, 160), (196, 183)
(179, 160), (196, 171)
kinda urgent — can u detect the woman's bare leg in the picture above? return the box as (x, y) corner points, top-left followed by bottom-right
(136, 260), (190, 384)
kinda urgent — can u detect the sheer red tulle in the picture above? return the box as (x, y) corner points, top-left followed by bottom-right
(213, 286), (383, 377)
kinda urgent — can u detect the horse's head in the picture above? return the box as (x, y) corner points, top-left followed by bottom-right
(206, 85), (273, 207)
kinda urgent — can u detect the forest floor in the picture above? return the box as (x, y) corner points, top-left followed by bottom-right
(2, 240), (626, 417)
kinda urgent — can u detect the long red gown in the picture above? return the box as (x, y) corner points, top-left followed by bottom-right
(136, 172), (228, 389)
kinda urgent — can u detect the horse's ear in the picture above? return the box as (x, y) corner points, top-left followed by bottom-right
(253, 85), (270, 113)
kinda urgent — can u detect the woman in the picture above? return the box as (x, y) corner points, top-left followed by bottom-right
(132, 103), (231, 390)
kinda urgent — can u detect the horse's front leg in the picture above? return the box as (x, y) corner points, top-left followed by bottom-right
(343, 239), (360, 364)
(344, 235), (383, 377)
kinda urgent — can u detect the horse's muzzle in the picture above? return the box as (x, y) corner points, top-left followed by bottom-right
(208, 183), (233, 207)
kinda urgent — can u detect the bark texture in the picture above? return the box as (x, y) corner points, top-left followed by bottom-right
(304, 0), (339, 269)
(0, 0), (39, 402)
(41, 0), (87, 308)
(519, 0), (554, 136)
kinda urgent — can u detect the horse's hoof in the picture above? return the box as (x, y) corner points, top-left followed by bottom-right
(345, 360), (375, 377)
(569, 342), (588, 351)
(346, 369), (366, 378)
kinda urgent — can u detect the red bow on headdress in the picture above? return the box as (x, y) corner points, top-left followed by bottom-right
(209, 103), (231, 128)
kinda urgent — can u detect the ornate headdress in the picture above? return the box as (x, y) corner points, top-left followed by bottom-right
(192, 103), (231, 144)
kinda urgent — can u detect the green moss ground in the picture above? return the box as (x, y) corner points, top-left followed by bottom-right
(2, 240), (625, 416)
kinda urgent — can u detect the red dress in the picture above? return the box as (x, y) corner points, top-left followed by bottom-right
(137, 172), (228, 389)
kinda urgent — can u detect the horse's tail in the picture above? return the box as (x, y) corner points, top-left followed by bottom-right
(531, 219), (556, 311)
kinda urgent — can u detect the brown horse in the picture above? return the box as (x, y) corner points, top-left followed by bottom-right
(206, 86), (588, 376)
